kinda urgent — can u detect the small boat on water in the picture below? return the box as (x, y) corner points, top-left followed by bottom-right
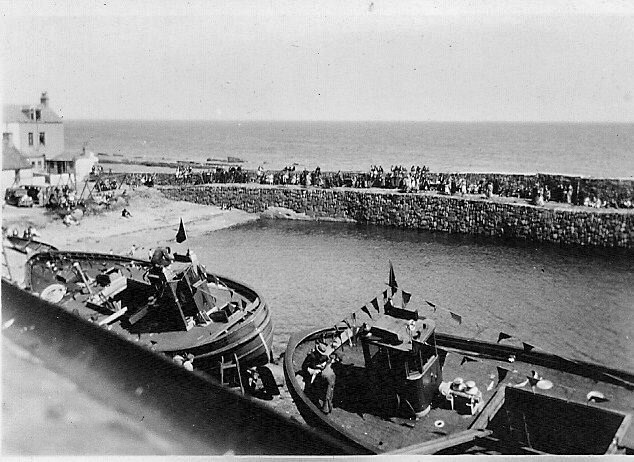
(284, 264), (634, 455)
(22, 247), (274, 380)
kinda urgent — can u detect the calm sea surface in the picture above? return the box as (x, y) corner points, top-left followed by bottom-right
(186, 220), (633, 373)
(65, 120), (634, 177)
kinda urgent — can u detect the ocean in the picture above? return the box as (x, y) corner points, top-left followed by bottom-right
(65, 120), (634, 178)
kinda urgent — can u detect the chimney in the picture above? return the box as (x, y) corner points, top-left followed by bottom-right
(40, 91), (49, 107)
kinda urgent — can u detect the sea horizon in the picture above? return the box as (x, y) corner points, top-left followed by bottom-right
(65, 119), (634, 178)
(64, 118), (634, 124)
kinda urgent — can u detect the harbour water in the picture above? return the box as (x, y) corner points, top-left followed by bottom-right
(186, 220), (634, 373)
(66, 120), (634, 177)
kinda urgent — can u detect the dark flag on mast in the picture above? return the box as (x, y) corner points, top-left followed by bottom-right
(176, 218), (187, 243)
(388, 261), (398, 289)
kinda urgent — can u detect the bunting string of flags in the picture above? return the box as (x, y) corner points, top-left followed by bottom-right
(326, 262), (546, 370)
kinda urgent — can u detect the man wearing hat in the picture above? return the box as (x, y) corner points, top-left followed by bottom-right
(303, 342), (338, 414)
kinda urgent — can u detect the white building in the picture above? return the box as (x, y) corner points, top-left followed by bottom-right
(2, 92), (64, 172)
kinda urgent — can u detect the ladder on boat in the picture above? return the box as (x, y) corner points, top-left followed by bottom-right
(220, 352), (245, 395)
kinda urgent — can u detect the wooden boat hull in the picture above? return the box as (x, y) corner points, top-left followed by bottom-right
(23, 250), (274, 375)
(1, 278), (357, 455)
(285, 326), (634, 455)
(5, 235), (58, 254)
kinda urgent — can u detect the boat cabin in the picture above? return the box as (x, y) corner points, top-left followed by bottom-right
(361, 307), (442, 418)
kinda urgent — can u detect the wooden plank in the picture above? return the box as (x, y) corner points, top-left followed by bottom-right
(469, 385), (507, 430)
(97, 307), (128, 326)
(607, 413), (632, 454)
(388, 429), (493, 454)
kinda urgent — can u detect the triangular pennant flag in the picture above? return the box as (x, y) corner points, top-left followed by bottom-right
(388, 260), (398, 289)
(176, 218), (187, 243)
(523, 342), (535, 353)
(343, 318), (352, 329)
(450, 311), (463, 325)
(370, 298), (380, 313)
(528, 375), (539, 387)
(426, 300), (437, 312)
(382, 289), (389, 300)
(352, 312), (357, 325)
(497, 332), (513, 343)
(497, 366), (509, 383)
(390, 285), (398, 296)
(241, 299), (248, 309)
(361, 305), (373, 319)
(460, 356), (479, 366)
(402, 290), (412, 306)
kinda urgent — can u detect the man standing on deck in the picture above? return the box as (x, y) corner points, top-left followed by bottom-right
(303, 343), (339, 414)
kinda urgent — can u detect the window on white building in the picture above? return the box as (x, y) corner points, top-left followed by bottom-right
(28, 132), (34, 146)
(39, 132), (46, 146)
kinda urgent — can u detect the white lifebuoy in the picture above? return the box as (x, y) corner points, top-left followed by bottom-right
(434, 420), (445, 428)
(587, 390), (605, 402)
(40, 284), (66, 303)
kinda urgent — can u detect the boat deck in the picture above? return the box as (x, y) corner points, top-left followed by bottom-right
(27, 254), (256, 353)
(291, 333), (634, 454)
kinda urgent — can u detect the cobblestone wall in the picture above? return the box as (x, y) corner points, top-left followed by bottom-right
(161, 185), (633, 249)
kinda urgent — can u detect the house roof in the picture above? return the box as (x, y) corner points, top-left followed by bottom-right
(48, 150), (83, 162)
(2, 141), (32, 170)
(3, 104), (63, 123)
(48, 148), (97, 162)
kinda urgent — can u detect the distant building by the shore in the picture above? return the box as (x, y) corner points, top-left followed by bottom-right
(2, 92), (63, 171)
(2, 92), (98, 193)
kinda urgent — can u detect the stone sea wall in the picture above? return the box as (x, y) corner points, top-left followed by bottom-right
(161, 184), (633, 250)
(151, 171), (634, 206)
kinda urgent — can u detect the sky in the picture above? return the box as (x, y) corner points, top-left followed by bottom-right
(2, 0), (634, 122)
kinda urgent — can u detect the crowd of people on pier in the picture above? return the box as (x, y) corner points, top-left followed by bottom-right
(163, 163), (633, 209)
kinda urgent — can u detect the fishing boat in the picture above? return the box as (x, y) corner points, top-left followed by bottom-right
(23, 248), (274, 381)
(284, 264), (634, 455)
(5, 235), (58, 254)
